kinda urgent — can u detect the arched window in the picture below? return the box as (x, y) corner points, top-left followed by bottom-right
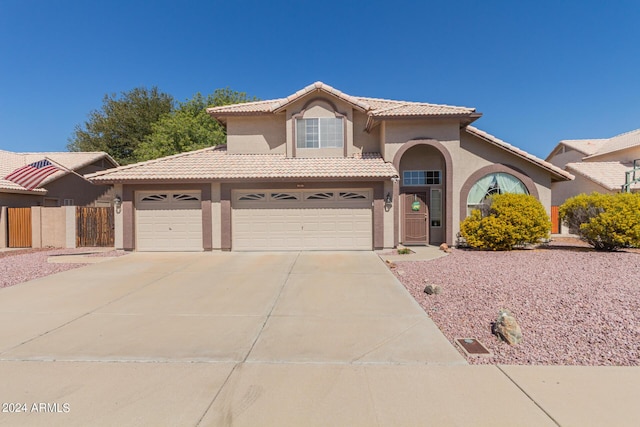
(466, 172), (529, 215)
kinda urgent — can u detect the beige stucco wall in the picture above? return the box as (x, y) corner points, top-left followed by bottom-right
(399, 144), (445, 171)
(41, 207), (67, 247)
(586, 146), (640, 163)
(44, 166), (113, 207)
(547, 147), (586, 168)
(226, 115), (286, 154)
(383, 119), (460, 162)
(550, 173), (609, 206)
(30, 206), (67, 248)
(225, 98), (383, 159)
(0, 192), (43, 207)
(211, 182), (221, 249)
(353, 111), (380, 154)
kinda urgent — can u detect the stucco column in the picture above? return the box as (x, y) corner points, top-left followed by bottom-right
(383, 180), (394, 248)
(0, 206), (7, 248)
(31, 206), (42, 248)
(114, 184), (124, 249)
(201, 184), (212, 251)
(65, 206), (76, 248)
(211, 183), (221, 249)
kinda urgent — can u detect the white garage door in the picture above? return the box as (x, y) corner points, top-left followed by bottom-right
(232, 190), (372, 251)
(136, 191), (202, 251)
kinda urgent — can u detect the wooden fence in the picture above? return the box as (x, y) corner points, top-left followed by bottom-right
(8, 207), (32, 248)
(76, 207), (114, 247)
(551, 205), (560, 234)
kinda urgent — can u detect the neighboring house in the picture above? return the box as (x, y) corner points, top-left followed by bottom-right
(87, 82), (572, 252)
(546, 128), (640, 207)
(0, 150), (118, 207)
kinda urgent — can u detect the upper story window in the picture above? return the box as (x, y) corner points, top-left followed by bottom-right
(403, 170), (441, 186)
(296, 117), (344, 149)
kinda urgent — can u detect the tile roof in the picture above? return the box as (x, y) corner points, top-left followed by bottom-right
(270, 82), (371, 113)
(557, 138), (608, 156)
(86, 146), (399, 183)
(565, 161), (640, 191)
(207, 81), (477, 121)
(464, 126), (574, 181)
(549, 128), (640, 161)
(585, 128), (640, 159)
(0, 150), (117, 193)
(355, 96), (475, 117)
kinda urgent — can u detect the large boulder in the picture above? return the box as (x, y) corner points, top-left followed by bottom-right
(493, 309), (522, 345)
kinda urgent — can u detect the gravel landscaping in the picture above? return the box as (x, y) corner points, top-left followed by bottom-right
(394, 240), (640, 366)
(0, 248), (128, 289)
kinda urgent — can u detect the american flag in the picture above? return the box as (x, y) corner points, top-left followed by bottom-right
(4, 159), (60, 190)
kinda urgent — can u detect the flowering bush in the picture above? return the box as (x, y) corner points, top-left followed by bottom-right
(460, 193), (551, 251)
(560, 192), (640, 251)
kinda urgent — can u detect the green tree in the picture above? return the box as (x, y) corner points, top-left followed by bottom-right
(67, 87), (174, 164)
(135, 88), (257, 161)
(560, 192), (640, 251)
(460, 193), (551, 250)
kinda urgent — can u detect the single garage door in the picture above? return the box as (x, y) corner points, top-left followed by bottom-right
(136, 191), (202, 251)
(232, 190), (372, 251)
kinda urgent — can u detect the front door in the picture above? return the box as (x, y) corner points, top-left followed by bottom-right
(402, 193), (428, 244)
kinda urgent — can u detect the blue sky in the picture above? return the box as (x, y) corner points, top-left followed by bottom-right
(1, 0), (639, 159)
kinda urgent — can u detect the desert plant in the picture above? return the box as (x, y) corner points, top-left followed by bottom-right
(460, 193), (551, 251)
(560, 192), (640, 251)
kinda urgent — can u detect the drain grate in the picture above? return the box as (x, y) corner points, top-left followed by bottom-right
(455, 338), (492, 357)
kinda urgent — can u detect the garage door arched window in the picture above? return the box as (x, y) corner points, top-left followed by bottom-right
(466, 172), (529, 215)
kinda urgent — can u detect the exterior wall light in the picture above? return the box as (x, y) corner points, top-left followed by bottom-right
(384, 192), (393, 212)
(114, 195), (122, 212)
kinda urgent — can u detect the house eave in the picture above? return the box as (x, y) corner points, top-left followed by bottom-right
(365, 113), (482, 132)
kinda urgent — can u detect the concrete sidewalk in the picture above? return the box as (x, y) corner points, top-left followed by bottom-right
(0, 252), (638, 426)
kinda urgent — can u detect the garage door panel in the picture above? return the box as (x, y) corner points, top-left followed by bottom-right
(232, 207), (371, 251)
(136, 191), (203, 251)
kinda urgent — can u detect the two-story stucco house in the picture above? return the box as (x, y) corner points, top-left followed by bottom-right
(87, 82), (572, 251)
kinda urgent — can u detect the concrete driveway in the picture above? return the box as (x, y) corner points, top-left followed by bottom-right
(1, 252), (634, 426)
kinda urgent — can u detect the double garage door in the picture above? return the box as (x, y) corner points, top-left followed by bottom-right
(135, 189), (373, 251)
(232, 189), (373, 251)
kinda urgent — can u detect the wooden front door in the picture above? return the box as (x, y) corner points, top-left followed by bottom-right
(402, 193), (428, 244)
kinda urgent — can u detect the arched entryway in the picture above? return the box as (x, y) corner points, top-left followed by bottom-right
(392, 140), (453, 246)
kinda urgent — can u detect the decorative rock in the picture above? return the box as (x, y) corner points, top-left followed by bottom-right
(424, 284), (442, 295)
(385, 259), (397, 269)
(439, 243), (452, 253)
(493, 309), (523, 345)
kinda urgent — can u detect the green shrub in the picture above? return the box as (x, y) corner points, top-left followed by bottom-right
(460, 193), (551, 251)
(559, 192), (640, 251)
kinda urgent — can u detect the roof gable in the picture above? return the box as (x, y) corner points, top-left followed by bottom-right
(269, 82), (371, 113)
(0, 150), (118, 193)
(464, 126), (574, 182)
(207, 81), (480, 126)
